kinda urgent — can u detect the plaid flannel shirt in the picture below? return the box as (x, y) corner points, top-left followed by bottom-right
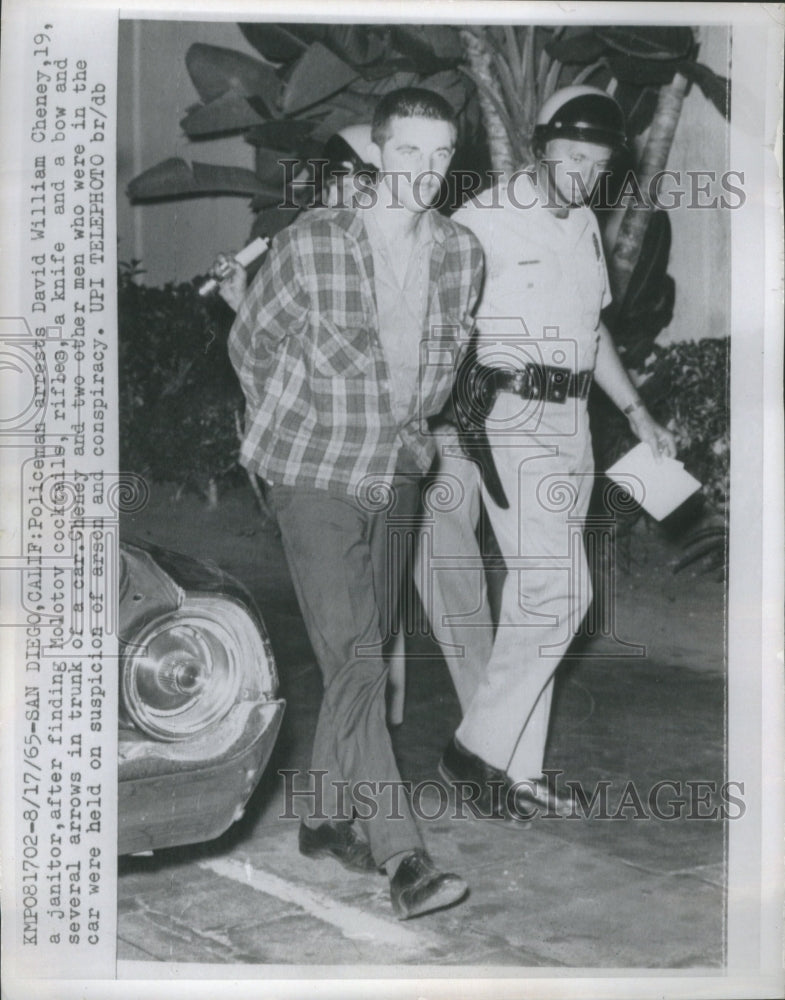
(228, 207), (484, 496)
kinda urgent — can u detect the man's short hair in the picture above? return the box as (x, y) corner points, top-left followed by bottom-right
(371, 87), (457, 146)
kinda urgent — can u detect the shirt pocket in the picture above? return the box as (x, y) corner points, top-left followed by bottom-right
(308, 316), (375, 378)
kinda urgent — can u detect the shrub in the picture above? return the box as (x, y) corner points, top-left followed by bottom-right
(118, 264), (243, 498)
(590, 336), (730, 513)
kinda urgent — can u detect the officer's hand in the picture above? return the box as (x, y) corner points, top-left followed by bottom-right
(627, 409), (678, 463)
(210, 252), (247, 313)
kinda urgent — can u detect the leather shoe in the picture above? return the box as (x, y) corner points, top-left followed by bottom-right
(299, 821), (378, 873)
(389, 849), (467, 920)
(438, 737), (507, 818)
(505, 777), (574, 824)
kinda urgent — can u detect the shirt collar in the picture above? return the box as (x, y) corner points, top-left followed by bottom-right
(504, 168), (593, 243)
(319, 202), (446, 250)
(362, 202), (435, 252)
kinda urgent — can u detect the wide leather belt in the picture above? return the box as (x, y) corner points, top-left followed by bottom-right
(485, 364), (593, 404)
(450, 359), (594, 510)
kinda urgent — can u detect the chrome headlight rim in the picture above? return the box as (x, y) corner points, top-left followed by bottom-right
(121, 595), (269, 742)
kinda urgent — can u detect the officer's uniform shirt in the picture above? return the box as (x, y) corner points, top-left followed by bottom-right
(452, 170), (611, 375)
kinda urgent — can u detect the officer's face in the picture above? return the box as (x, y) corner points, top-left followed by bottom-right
(371, 115), (456, 213)
(543, 138), (613, 208)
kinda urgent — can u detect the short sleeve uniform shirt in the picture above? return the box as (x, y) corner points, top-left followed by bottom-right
(452, 171), (611, 375)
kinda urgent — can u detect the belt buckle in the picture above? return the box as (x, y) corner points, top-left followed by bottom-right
(546, 366), (570, 404)
(525, 364), (542, 400)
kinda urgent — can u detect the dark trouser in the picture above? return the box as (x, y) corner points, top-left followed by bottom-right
(268, 470), (424, 867)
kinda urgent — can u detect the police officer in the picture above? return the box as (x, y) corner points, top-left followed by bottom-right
(432, 86), (677, 819)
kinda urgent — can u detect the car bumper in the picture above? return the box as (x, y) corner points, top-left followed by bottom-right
(118, 698), (284, 855)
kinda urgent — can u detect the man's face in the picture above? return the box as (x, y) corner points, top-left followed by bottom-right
(371, 115), (456, 212)
(543, 138), (613, 208)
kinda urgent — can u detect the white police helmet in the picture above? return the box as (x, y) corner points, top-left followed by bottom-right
(533, 86), (627, 152)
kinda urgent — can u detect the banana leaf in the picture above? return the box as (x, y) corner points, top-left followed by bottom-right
(606, 53), (686, 86)
(616, 84), (660, 137)
(421, 69), (473, 113)
(387, 25), (461, 74)
(239, 23), (386, 69)
(244, 119), (323, 157)
(253, 145), (297, 187)
(281, 43), (359, 114)
(348, 68), (420, 96)
(321, 25), (388, 67)
(595, 26), (694, 60)
(420, 25), (465, 60)
(544, 29), (607, 64)
(680, 60), (730, 118)
(606, 210), (676, 368)
(607, 54), (730, 117)
(303, 108), (368, 144)
(306, 89), (379, 120)
(238, 23), (324, 63)
(127, 158), (281, 201)
(180, 90), (268, 138)
(185, 43), (282, 112)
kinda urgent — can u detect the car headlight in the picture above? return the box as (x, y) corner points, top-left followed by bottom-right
(121, 596), (269, 741)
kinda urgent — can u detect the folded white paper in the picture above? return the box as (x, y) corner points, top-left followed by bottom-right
(606, 442), (701, 520)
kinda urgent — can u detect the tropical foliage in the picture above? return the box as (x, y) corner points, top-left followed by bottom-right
(127, 22), (729, 363)
(128, 24), (481, 240)
(458, 25), (728, 172)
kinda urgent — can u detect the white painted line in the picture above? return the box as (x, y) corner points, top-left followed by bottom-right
(198, 857), (440, 950)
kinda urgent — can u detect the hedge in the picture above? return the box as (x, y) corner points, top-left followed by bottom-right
(118, 264), (242, 498)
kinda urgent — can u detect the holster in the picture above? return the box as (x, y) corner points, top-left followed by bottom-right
(451, 348), (509, 510)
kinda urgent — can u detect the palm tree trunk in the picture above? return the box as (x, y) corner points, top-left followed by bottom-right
(460, 28), (515, 174)
(610, 72), (690, 304)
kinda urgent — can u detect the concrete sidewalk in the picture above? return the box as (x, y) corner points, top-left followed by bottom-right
(118, 598), (727, 968)
(118, 499), (727, 968)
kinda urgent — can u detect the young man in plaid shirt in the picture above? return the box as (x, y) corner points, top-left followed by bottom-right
(229, 89), (483, 920)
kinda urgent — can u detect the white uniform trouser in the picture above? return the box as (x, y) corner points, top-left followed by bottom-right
(415, 444), (493, 710)
(420, 393), (594, 783)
